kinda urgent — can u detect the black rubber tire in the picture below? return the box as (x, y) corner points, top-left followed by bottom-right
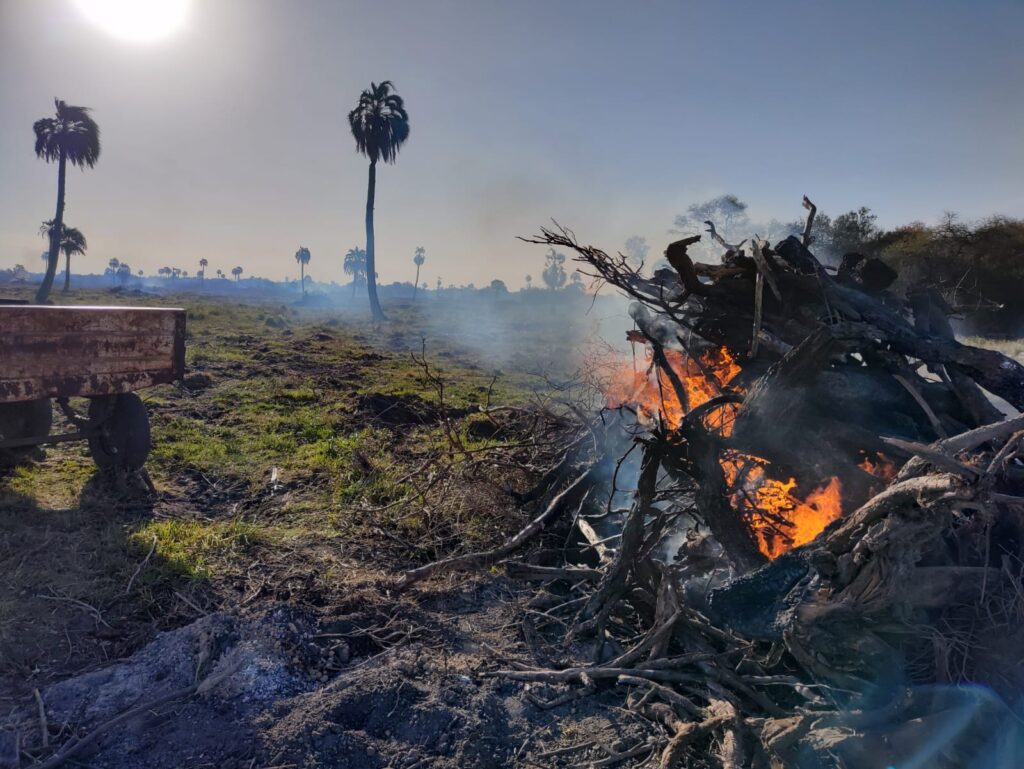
(87, 393), (151, 470)
(0, 399), (53, 444)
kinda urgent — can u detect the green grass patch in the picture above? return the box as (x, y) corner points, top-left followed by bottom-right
(131, 519), (275, 580)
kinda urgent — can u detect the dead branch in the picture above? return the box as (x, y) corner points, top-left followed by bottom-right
(396, 467), (594, 589)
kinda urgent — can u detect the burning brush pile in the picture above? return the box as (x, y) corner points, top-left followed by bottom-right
(401, 198), (1024, 767)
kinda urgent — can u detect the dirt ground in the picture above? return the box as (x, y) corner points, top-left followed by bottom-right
(0, 290), (650, 768)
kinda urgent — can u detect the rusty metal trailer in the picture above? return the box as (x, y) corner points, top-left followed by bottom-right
(0, 304), (186, 470)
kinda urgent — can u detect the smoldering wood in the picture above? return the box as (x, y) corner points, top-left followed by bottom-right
(394, 200), (1024, 768)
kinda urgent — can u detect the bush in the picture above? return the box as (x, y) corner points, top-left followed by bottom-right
(875, 214), (1024, 335)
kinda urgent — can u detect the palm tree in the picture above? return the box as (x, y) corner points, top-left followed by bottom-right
(108, 258), (120, 284)
(33, 99), (100, 303)
(412, 246), (425, 301)
(39, 220), (87, 292)
(525, 274), (533, 291)
(216, 269), (224, 279)
(348, 81), (410, 321)
(232, 266), (243, 282)
(199, 257), (208, 281)
(344, 247), (367, 297)
(294, 246), (311, 296)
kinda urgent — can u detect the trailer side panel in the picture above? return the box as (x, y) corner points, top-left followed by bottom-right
(0, 306), (186, 402)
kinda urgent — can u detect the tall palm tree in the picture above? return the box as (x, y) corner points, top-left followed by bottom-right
(344, 247), (368, 297)
(412, 246), (425, 301)
(348, 81), (410, 321)
(295, 246), (311, 296)
(108, 258), (120, 284)
(199, 257), (208, 281)
(39, 220), (87, 292)
(33, 99), (100, 303)
(232, 266), (243, 282)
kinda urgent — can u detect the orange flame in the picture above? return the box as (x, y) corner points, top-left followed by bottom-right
(601, 341), (845, 559)
(858, 452), (896, 482)
(722, 453), (843, 558)
(601, 346), (741, 432)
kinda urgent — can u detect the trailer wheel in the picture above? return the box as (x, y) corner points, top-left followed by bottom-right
(87, 393), (151, 470)
(0, 399), (53, 459)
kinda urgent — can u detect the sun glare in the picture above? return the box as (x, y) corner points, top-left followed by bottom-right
(73, 0), (190, 43)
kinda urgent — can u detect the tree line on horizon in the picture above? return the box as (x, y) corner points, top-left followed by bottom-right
(28, 99), (1023, 332)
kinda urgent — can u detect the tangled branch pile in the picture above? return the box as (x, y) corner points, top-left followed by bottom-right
(403, 198), (1024, 767)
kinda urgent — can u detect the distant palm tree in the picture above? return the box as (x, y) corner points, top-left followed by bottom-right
(232, 266), (243, 281)
(33, 99), (100, 303)
(108, 258), (120, 284)
(348, 80), (410, 321)
(525, 274), (533, 290)
(295, 246), (311, 296)
(216, 269), (224, 279)
(199, 257), (208, 281)
(171, 267), (181, 280)
(182, 270), (189, 277)
(39, 220), (86, 292)
(412, 246), (425, 301)
(344, 247), (367, 297)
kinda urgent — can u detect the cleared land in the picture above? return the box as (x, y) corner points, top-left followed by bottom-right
(0, 288), (644, 769)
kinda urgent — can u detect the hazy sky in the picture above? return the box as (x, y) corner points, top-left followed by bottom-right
(1, 0), (1022, 288)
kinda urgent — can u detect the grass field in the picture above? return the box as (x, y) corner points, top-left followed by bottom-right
(0, 286), (611, 694)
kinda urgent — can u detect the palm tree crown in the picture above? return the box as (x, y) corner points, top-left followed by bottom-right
(344, 247), (367, 279)
(34, 99), (100, 168)
(348, 81), (410, 165)
(414, 246), (425, 267)
(40, 220), (87, 258)
(59, 226), (86, 258)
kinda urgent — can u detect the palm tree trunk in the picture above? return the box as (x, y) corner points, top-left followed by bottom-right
(301, 263), (306, 296)
(35, 150), (66, 304)
(365, 161), (386, 321)
(413, 264), (420, 301)
(62, 250), (71, 292)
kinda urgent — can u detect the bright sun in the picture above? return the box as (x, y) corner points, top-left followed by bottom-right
(73, 0), (190, 43)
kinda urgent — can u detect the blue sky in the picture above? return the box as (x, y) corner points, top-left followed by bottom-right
(1, 0), (1021, 287)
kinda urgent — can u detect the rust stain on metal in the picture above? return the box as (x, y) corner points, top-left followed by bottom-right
(0, 305), (186, 402)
